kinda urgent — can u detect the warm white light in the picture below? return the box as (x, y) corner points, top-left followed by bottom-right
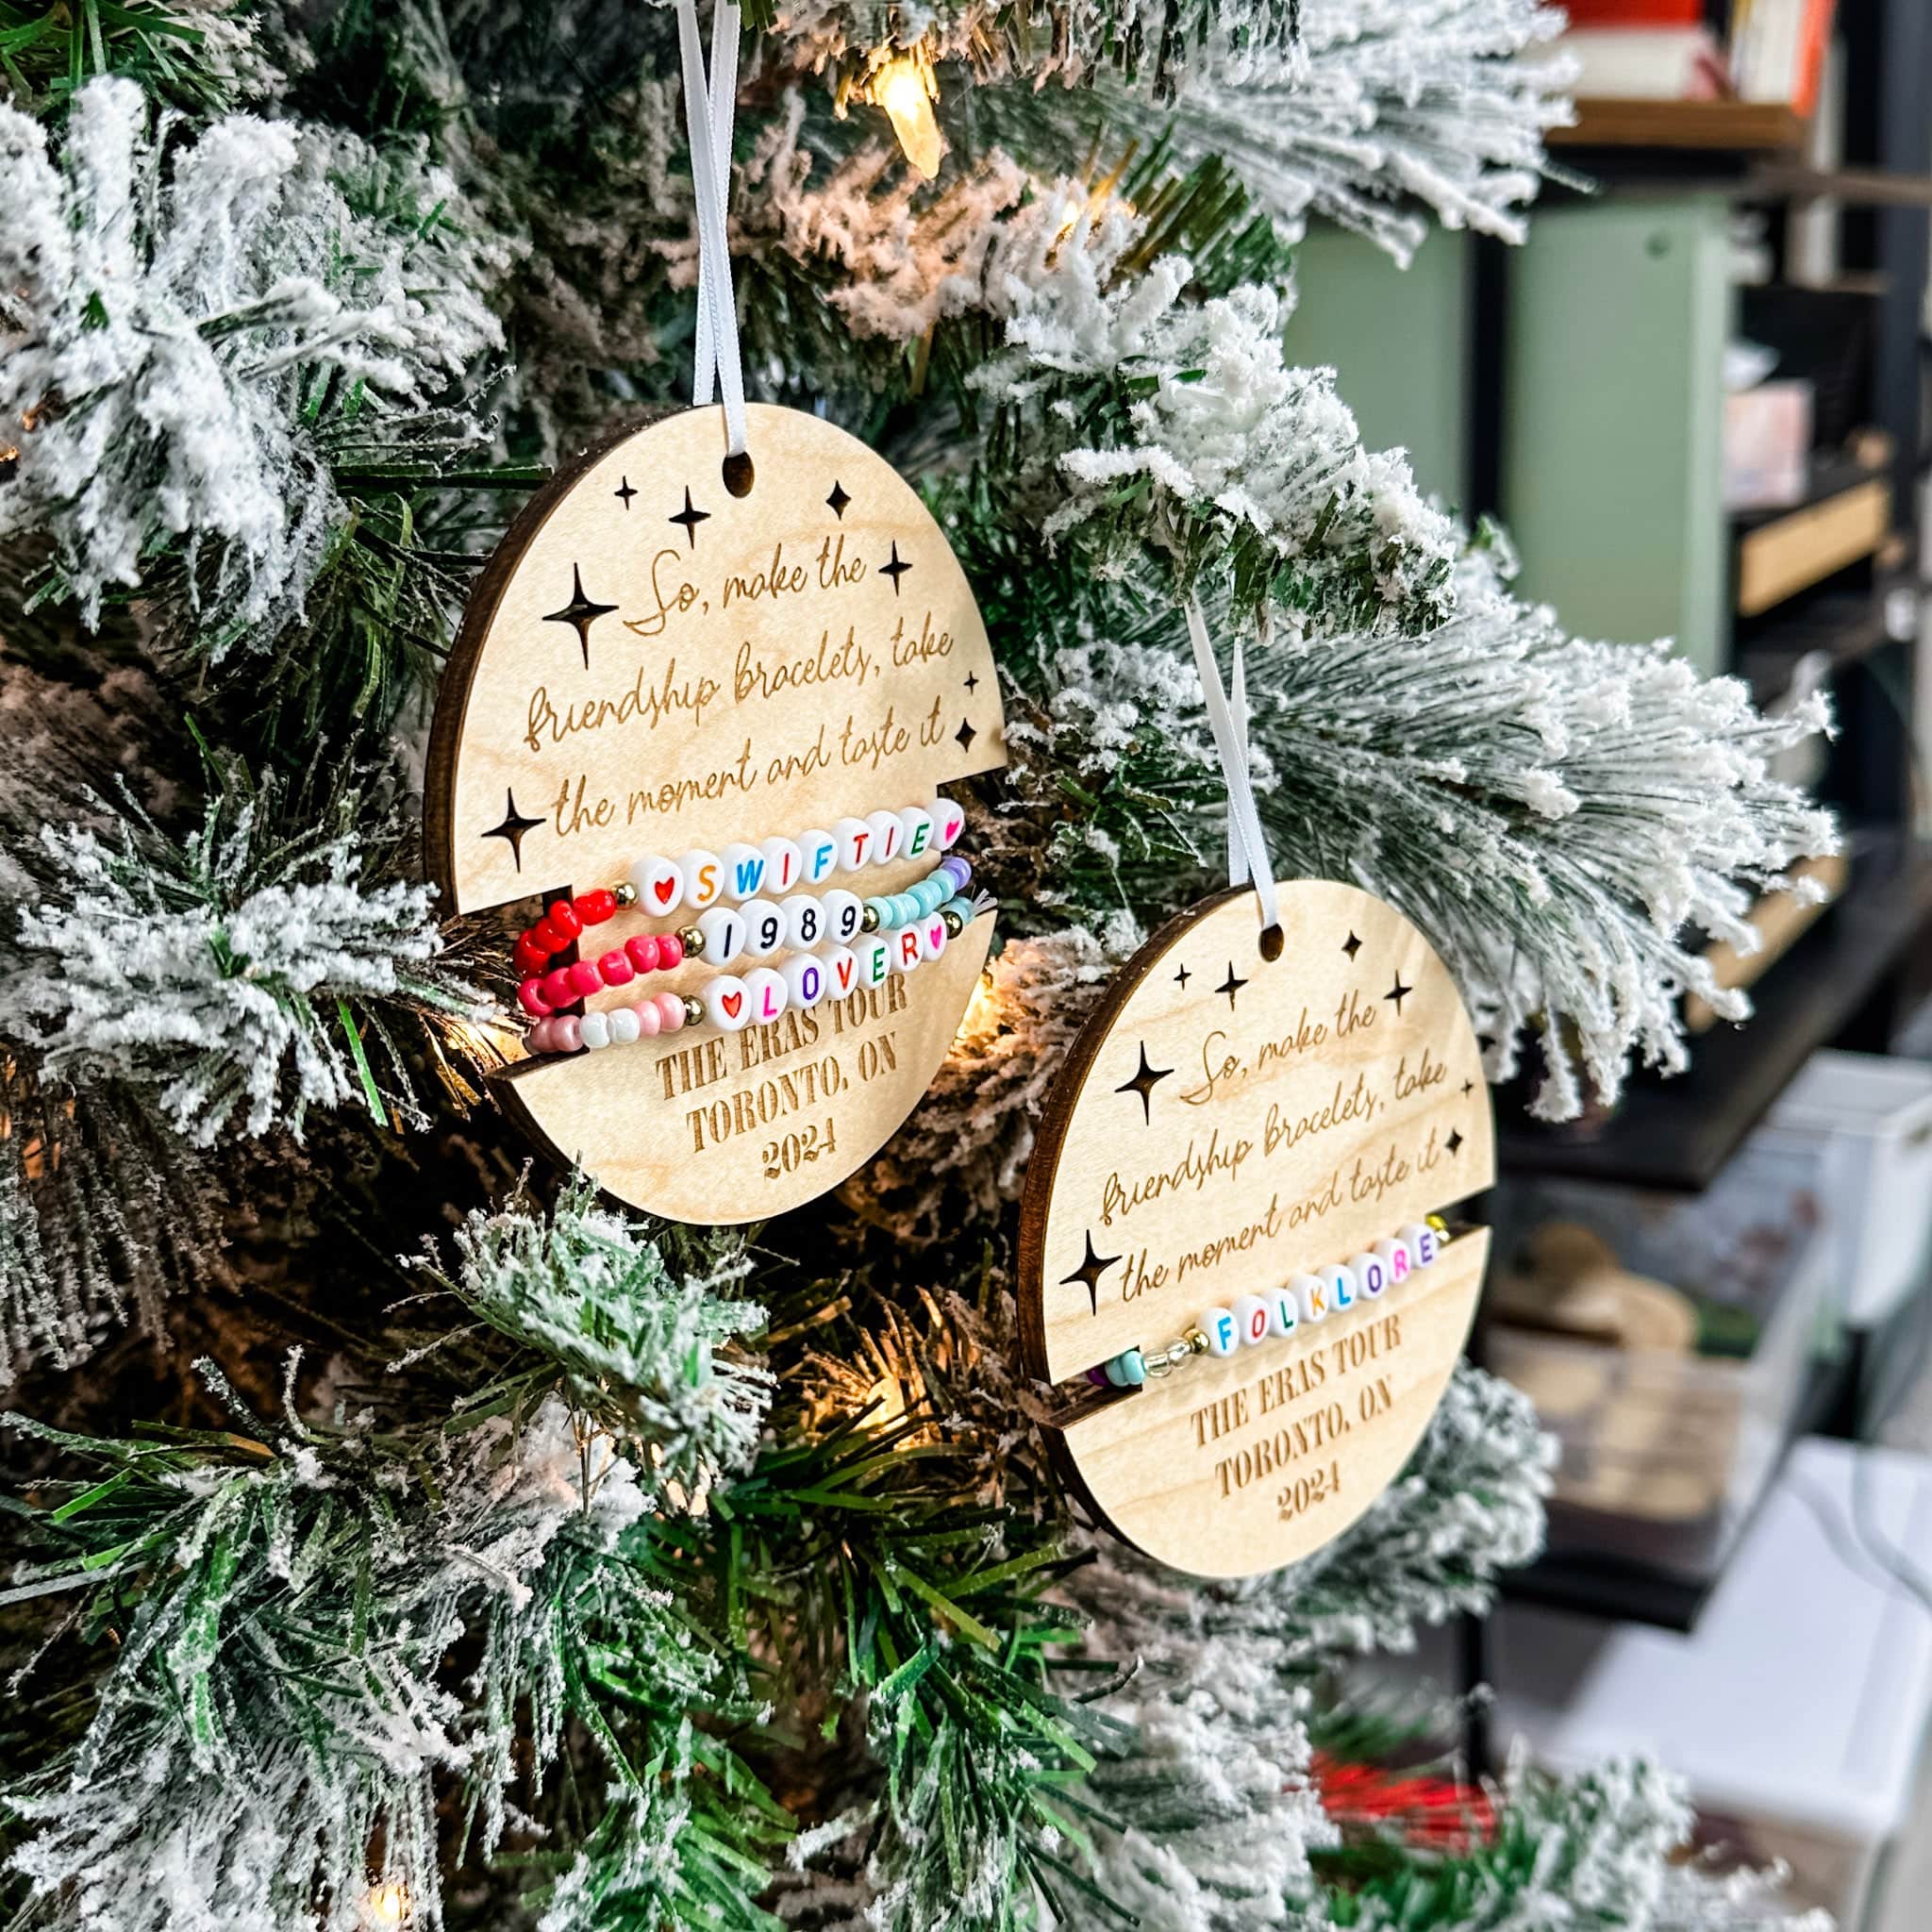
(874, 57), (942, 180)
(361, 1883), (408, 1928)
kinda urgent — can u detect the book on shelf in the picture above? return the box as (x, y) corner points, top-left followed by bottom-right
(1731, 0), (1837, 113)
(1555, 26), (1727, 100)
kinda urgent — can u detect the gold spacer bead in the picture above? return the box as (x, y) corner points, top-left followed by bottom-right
(861, 904), (881, 932)
(941, 908), (965, 939)
(678, 924), (705, 958)
(680, 994), (705, 1027)
(612, 881), (639, 908)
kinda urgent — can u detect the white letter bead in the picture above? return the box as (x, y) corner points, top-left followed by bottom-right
(759, 836), (804, 895)
(932, 795), (967, 850)
(1374, 1237), (1413, 1287)
(678, 848), (723, 910)
(741, 900), (785, 958)
(891, 925), (923, 974)
(1401, 1222), (1441, 1267)
(1325, 1263), (1358, 1314)
(629, 854), (685, 915)
(1293, 1272), (1330, 1324)
(865, 809), (905, 865)
(1267, 1289), (1299, 1338)
(741, 967), (788, 1025)
(695, 907), (746, 967)
(798, 828), (840, 886)
(833, 816), (875, 874)
(720, 841), (767, 901)
(898, 805), (935, 860)
(823, 889), (864, 945)
(1200, 1307), (1240, 1357)
(1350, 1252), (1389, 1299)
(578, 1010), (611, 1050)
(1231, 1294), (1271, 1348)
(780, 893), (825, 951)
(608, 1007), (641, 1046)
(855, 935), (892, 989)
(822, 946), (861, 1002)
(917, 912), (949, 964)
(703, 974), (752, 1031)
(782, 952), (827, 1008)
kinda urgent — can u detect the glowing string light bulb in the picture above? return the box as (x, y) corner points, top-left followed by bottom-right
(361, 1882), (408, 1928)
(871, 52), (942, 180)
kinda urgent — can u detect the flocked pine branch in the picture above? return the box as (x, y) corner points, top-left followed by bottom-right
(0, 0), (280, 118)
(0, 76), (509, 652)
(8, 764), (488, 1145)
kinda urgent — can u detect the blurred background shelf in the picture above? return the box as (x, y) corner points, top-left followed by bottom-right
(1550, 98), (1809, 152)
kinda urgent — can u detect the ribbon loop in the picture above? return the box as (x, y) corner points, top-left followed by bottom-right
(675, 0), (749, 460)
(1183, 593), (1280, 942)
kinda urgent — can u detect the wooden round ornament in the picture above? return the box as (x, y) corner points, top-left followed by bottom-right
(427, 403), (1007, 1223)
(1018, 879), (1495, 1579)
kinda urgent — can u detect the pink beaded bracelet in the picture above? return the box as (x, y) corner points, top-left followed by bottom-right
(517, 930), (691, 1019)
(525, 988), (702, 1056)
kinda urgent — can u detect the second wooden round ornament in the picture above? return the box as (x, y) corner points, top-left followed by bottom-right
(427, 404), (1008, 1224)
(1018, 879), (1495, 1579)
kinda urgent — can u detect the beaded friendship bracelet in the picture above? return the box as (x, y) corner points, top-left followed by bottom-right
(516, 857), (975, 1018)
(1089, 1218), (1454, 1390)
(524, 893), (986, 1057)
(513, 796), (969, 974)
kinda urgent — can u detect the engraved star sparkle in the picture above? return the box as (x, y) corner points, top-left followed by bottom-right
(1115, 1042), (1174, 1124)
(880, 541), (912, 594)
(1062, 1231), (1123, 1317)
(1385, 974), (1412, 1015)
(669, 486), (710, 549)
(1446, 1127), (1465, 1156)
(613, 476), (637, 509)
(963, 670), (978, 693)
(1461, 1079), (1475, 1097)
(1216, 961), (1248, 1010)
(482, 789), (544, 870)
(826, 480), (850, 519)
(1174, 962), (1191, 991)
(1341, 931), (1362, 959)
(542, 565), (619, 669)
(955, 717), (977, 753)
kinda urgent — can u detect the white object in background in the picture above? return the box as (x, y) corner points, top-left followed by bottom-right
(1488, 1438), (1932, 1929)
(1723, 379), (1813, 511)
(1555, 27), (1725, 100)
(1761, 1050), (1932, 1330)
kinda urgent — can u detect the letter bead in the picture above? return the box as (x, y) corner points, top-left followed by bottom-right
(892, 926), (923, 973)
(917, 913), (949, 964)
(720, 841), (767, 901)
(1200, 1308), (1241, 1357)
(823, 889), (865, 945)
(833, 816), (874, 874)
(1267, 1289), (1299, 1339)
(741, 966), (789, 1025)
(1231, 1294), (1271, 1348)
(855, 934), (893, 989)
(677, 849), (723, 911)
(1400, 1222), (1441, 1268)
(798, 828), (839, 885)
(899, 805), (935, 859)
(823, 945), (861, 1001)
(1374, 1237), (1412, 1286)
(933, 795), (967, 850)
(1292, 1273), (1329, 1324)
(864, 808), (904, 866)
(696, 907), (746, 967)
(630, 854), (685, 914)
(1324, 1262), (1358, 1314)
(1350, 1252), (1389, 1299)
(741, 900), (786, 958)
(760, 836), (804, 895)
(782, 952), (827, 1008)
(781, 893), (825, 951)
(704, 974), (751, 1031)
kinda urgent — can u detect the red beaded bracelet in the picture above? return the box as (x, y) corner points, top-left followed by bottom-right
(517, 929), (691, 1020)
(510, 886), (631, 978)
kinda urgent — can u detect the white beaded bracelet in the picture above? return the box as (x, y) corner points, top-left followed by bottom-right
(1092, 1219), (1453, 1389)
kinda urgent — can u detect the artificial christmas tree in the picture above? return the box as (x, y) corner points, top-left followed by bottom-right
(0, 3), (1837, 1929)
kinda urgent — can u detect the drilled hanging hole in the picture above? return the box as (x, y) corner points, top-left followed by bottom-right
(722, 450), (755, 498)
(1257, 924), (1285, 962)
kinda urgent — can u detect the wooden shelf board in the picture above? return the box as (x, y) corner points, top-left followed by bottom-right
(1735, 475), (1890, 616)
(1494, 833), (1932, 1193)
(1549, 98), (1808, 153)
